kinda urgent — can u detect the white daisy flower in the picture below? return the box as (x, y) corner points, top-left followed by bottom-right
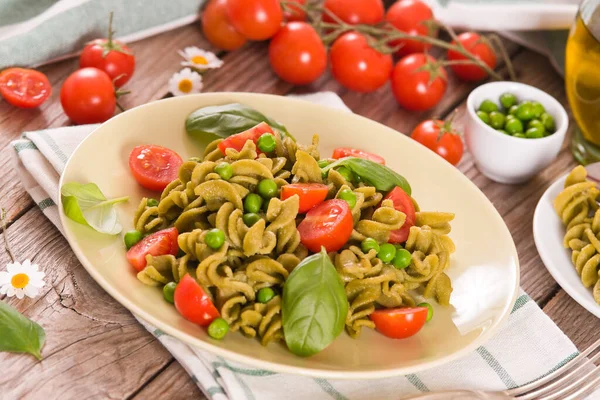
(168, 68), (203, 96)
(178, 47), (224, 71)
(0, 260), (45, 299)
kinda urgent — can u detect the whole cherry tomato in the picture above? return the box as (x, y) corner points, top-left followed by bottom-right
(283, 0), (307, 21)
(202, 0), (247, 51)
(60, 68), (116, 125)
(370, 307), (429, 339)
(129, 145), (184, 191)
(323, 0), (384, 25)
(0, 68), (51, 108)
(447, 32), (497, 82)
(269, 22), (327, 85)
(386, 0), (437, 57)
(391, 54), (447, 111)
(226, 0), (283, 41)
(174, 274), (220, 326)
(411, 119), (464, 165)
(330, 32), (393, 93)
(126, 228), (180, 271)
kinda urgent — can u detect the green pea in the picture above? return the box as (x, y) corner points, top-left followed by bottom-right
(489, 111), (506, 129)
(505, 114), (516, 121)
(505, 118), (524, 134)
(392, 249), (412, 269)
(257, 287), (276, 303)
(257, 133), (276, 153)
(540, 112), (555, 132)
(208, 317), (229, 340)
(188, 157), (201, 162)
(478, 99), (498, 113)
(257, 179), (278, 199)
(526, 127), (544, 139)
(244, 193), (263, 214)
(337, 166), (354, 183)
(531, 101), (545, 118)
(361, 238), (380, 254)
(516, 102), (535, 121)
(124, 230), (142, 249)
(508, 105), (519, 116)
(215, 162), (233, 181)
(528, 119), (546, 135)
(377, 243), (397, 263)
(338, 189), (356, 208)
(476, 111), (490, 125)
(163, 282), (177, 304)
(147, 198), (159, 207)
(417, 302), (434, 322)
(243, 213), (261, 227)
(318, 159), (331, 168)
(500, 92), (517, 109)
(205, 228), (225, 249)
(497, 129), (509, 135)
(513, 133), (526, 139)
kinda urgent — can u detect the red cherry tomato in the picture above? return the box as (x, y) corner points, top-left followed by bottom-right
(370, 307), (428, 339)
(330, 32), (393, 93)
(0, 68), (51, 109)
(383, 187), (416, 243)
(60, 68), (116, 125)
(411, 119), (464, 166)
(226, 0), (283, 41)
(174, 274), (220, 326)
(269, 22), (327, 85)
(386, 0), (437, 57)
(447, 32), (497, 82)
(218, 122), (274, 154)
(323, 0), (384, 25)
(129, 145), (184, 191)
(332, 147), (386, 165)
(297, 199), (353, 253)
(283, 0), (307, 21)
(391, 54), (447, 111)
(202, 0), (247, 51)
(281, 183), (329, 213)
(79, 39), (135, 88)
(126, 228), (179, 272)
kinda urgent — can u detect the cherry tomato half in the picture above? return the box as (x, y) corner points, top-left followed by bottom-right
(80, 39), (135, 88)
(126, 227), (179, 271)
(386, 0), (437, 57)
(411, 119), (464, 166)
(60, 68), (117, 125)
(202, 0), (247, 51)
(281, 183), (329, 213)
(174, 274), (220, 326)
(0, 68), (51, 109)
(218, 122), (274, 154)
(297, 199), (353, 253)
(383, 187), (415, 243)
(323, 0), (384, 25)
(370, 307), (428, 339)
(447, 32), (497, 82)
(391, 54), (447, 111)
(226, 0), (283, 41)
(129, 145), (184, 191)
(283, 0), (307, 21)
(269, 22), (327, 85)
(332, 147), (386, 165)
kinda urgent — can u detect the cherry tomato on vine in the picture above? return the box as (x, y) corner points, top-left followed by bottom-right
(447, 32), (497, 82)
(269, 22), (327, 85)
(226, 0), (283, 41)
(283, 0), (307, 21)
(60, 68), (117, 125)
(330, 32), (393, 93)
(411, 119), (464, 165)
(323, 0), (384, 25)
(386, 0), (437, 57)
(202, 0), (247, 51)
(0, 68), (51, 108)
(391, 53), (447, 111)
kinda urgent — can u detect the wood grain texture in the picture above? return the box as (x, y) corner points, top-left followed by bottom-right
(132, 361), (204, 400)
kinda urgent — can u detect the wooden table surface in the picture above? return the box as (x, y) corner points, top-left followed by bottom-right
(1, 22), (598, 399)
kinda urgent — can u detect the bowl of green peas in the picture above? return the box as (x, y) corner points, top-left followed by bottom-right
(465, 81), (568, 184)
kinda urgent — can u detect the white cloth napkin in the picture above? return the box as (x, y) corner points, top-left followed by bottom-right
(11, 92), (589, 400)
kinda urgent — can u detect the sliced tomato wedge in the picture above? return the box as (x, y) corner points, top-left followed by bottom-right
(218, 122), (274, 154)
(174, 274), (220, 326)
(0, 68), (52, 108)
(332, 147), (386, 165)
(297, 199), (353, 253)
(281, 183), (329, 213)
(370, 307), (428, 339)
(129, 145), (183, 192)
(126, 227), (179, 271)
(383, 186), (416, 243)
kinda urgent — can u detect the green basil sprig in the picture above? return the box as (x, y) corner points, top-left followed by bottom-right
(185, 103), (294, 140)
(322, 157), (412, 195)
(61, 182), (129, 235)
(282, 248), (348, 357)
(0, 301), (45, 360)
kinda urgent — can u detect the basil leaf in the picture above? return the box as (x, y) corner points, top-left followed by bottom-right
(282, 248), (348, 357)
(322, 157), (412, 195)
(185, 103), (294, 140)
(61, 182), (129, 235)
(0, 301), (45, 360)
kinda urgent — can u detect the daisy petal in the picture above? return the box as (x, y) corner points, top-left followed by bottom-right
(24, 285), (39, 298)
(15, 288), (24, 299)
(0, 284), (8, 294)
(0, 271), (9, 285)
(6, 286), (15, 297)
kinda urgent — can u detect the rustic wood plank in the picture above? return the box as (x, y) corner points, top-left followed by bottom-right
(132, 361), (203, 400)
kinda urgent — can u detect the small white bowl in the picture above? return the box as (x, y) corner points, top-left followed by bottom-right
(465, 81), (568, 184)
